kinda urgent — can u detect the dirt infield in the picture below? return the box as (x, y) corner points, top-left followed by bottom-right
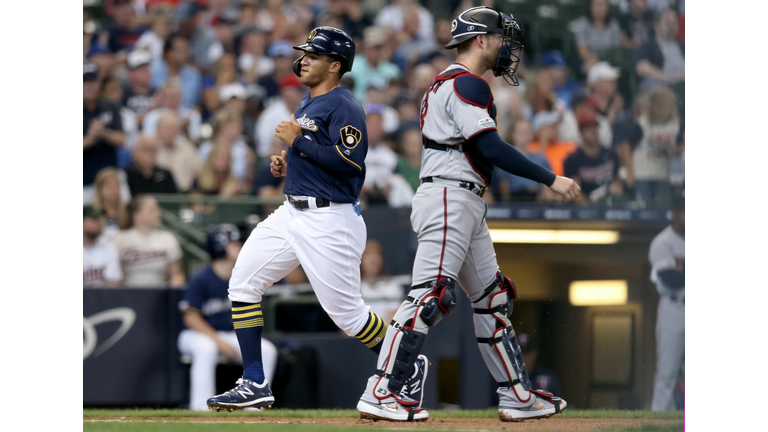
(84, 416), (682, 431)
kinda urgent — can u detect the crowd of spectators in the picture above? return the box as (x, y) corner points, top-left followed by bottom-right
(83, 0), (684, 279)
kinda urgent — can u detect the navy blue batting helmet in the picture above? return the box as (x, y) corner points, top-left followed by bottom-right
(206, 224), (242, 260)
(292, 26), (356, 77)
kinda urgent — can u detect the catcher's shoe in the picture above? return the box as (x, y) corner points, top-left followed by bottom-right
(206, 378), (274, 412)
(357, 375), (429, 422)
(399, 354), (429, 406)
(498, 388), (567, 422)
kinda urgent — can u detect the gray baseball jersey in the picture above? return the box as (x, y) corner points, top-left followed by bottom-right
(419, 64), (497, 186)
(648, 225), (685, 298)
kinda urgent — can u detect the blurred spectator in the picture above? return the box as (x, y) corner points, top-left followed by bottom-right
(323, 0), (371, 40)
(143, 79), (202, 142)
(201, 50), (239, 120)
(588, 62), (624, 124)
(559, 91), (612, 149)
(92, 167), (132, 241)
(151, 32), (203, 109)
(195, 144), (249, 197)
(203, 12), (238, 66)
(254, 0), (308, 41)
(649, 193), (685, 411)
(177, 224), (278, 411)
(114, 195), (185, 287)
(365, 96), (399, 136)
(252, 140), (287, 214)
(89, 0), (147, 55)
(350, 27), (401, 102)
(255, 74), (306, 158)
(125, 134), (179, 196)
(374, 0), (436, 52)
(633, 87), (680, 206)
(122, 50), (156, 127)
(84, 62), (126, 205)
(528, 111), (577, 178)
(564, 113), (623, 203)
(619, 0), (656, 47)
(199, 109), (254, 182)
(612, 92), (648, 189)
(519, 334), (562, 397)
(174, 1), (218, 70)
(155, 110), (200, 192)
(135, 6), (173, 63)
(525, 71), (557, 115)
(392, 4), (436, 72)
(256, 40), (299, 101)
(394, 127), (423, 192)
(201, 0), (238, 29)
(83, 206), (123, 288)
(362, 111), (398, 204)
(219, 82), (248, 116)
(360, 240), (405, 323)
(571, 0), (622, 72)
(670, 131), (684, 194)
(236, 25), (274, 84)
(676, 0), (684, 44)
(492, 119), (555, 202)
(635, 9), (685, 91)
(100, 74), (140, 159)
(540, 51), (582, 109)
(237, 0), (258, 27)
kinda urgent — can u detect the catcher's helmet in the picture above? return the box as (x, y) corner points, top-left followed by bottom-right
(292, 26), (356, 77)
(206, 223), (242, 261)
(445, 6), (525, 86)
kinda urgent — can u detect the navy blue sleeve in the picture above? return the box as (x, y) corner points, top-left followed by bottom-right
(657, 269), (685, 289)
(292, 135), (362, 174)
(473, 129), (557, 187)
(182, 272), (207, 311)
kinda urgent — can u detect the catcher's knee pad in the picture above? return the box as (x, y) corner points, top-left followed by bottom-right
(473, 271), (532, 402)
(412, 276), (458, 328)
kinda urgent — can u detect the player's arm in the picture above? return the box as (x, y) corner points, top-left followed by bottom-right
(649, 237), (684, 289)
(276, 113), (364, 174)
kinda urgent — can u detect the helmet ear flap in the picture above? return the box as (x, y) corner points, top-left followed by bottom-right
(293, 55), (305, 77)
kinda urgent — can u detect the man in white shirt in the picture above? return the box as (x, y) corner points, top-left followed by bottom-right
(83, 207), (122, 287)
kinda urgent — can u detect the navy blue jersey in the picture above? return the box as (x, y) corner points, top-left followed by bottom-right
(179, 266), (233, 332)
(284, 87), (367, 203)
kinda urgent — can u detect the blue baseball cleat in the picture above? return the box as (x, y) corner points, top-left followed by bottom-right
(207, 378), (275, 412)
(400, 354), (429, 406)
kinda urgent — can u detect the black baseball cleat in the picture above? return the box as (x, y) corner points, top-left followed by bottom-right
(399, 354), (429, 406)
(207, 378), (275, 412)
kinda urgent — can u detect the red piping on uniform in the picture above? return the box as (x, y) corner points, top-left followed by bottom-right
(464, 153), (489, 187)
(467, 127), (496, 142)
(438, 187), (448, 278)
(374, 329), (404, 400)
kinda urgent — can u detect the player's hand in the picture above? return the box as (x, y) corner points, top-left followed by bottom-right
(549, 176), (581, 202)
(275, 114), (302, 147)
(270, 150), (287, 177)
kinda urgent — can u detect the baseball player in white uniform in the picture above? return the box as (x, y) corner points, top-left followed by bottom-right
(649, 193), (685, 411)
(356, 7), (580, 423)
(206, 27), (428, 413)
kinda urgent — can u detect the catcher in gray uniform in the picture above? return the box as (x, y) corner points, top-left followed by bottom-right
(356, 6), (580, 423)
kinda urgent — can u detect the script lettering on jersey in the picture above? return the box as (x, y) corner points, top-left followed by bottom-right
(123, 248), (168, 263)
(83, 267), (105, 285)
(297, 114), (319, 131)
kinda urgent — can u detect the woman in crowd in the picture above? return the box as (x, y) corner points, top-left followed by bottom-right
(195, 143), (248, 198)
(571, 0), (623, 72)
(633, 87), (681, 206)
(92, 167), (132, 241)
(359, 240), (404, 323)
(113, 195), (186, 288)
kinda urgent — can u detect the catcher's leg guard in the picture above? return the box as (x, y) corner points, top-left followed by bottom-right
(472, 271), (533, 402)
(375, 277), (458, 397)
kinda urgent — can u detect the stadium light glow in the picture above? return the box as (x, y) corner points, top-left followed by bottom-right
(489, 229), (620, 244)
(569, 280), (628, 306)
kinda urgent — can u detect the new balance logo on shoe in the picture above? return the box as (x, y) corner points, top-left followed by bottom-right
(237, 388), (254, 398)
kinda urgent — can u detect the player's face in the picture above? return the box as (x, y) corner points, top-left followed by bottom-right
(225, 241), (243, 261)
(483, 33), (503, 69)
(298, 53), (337, 87)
